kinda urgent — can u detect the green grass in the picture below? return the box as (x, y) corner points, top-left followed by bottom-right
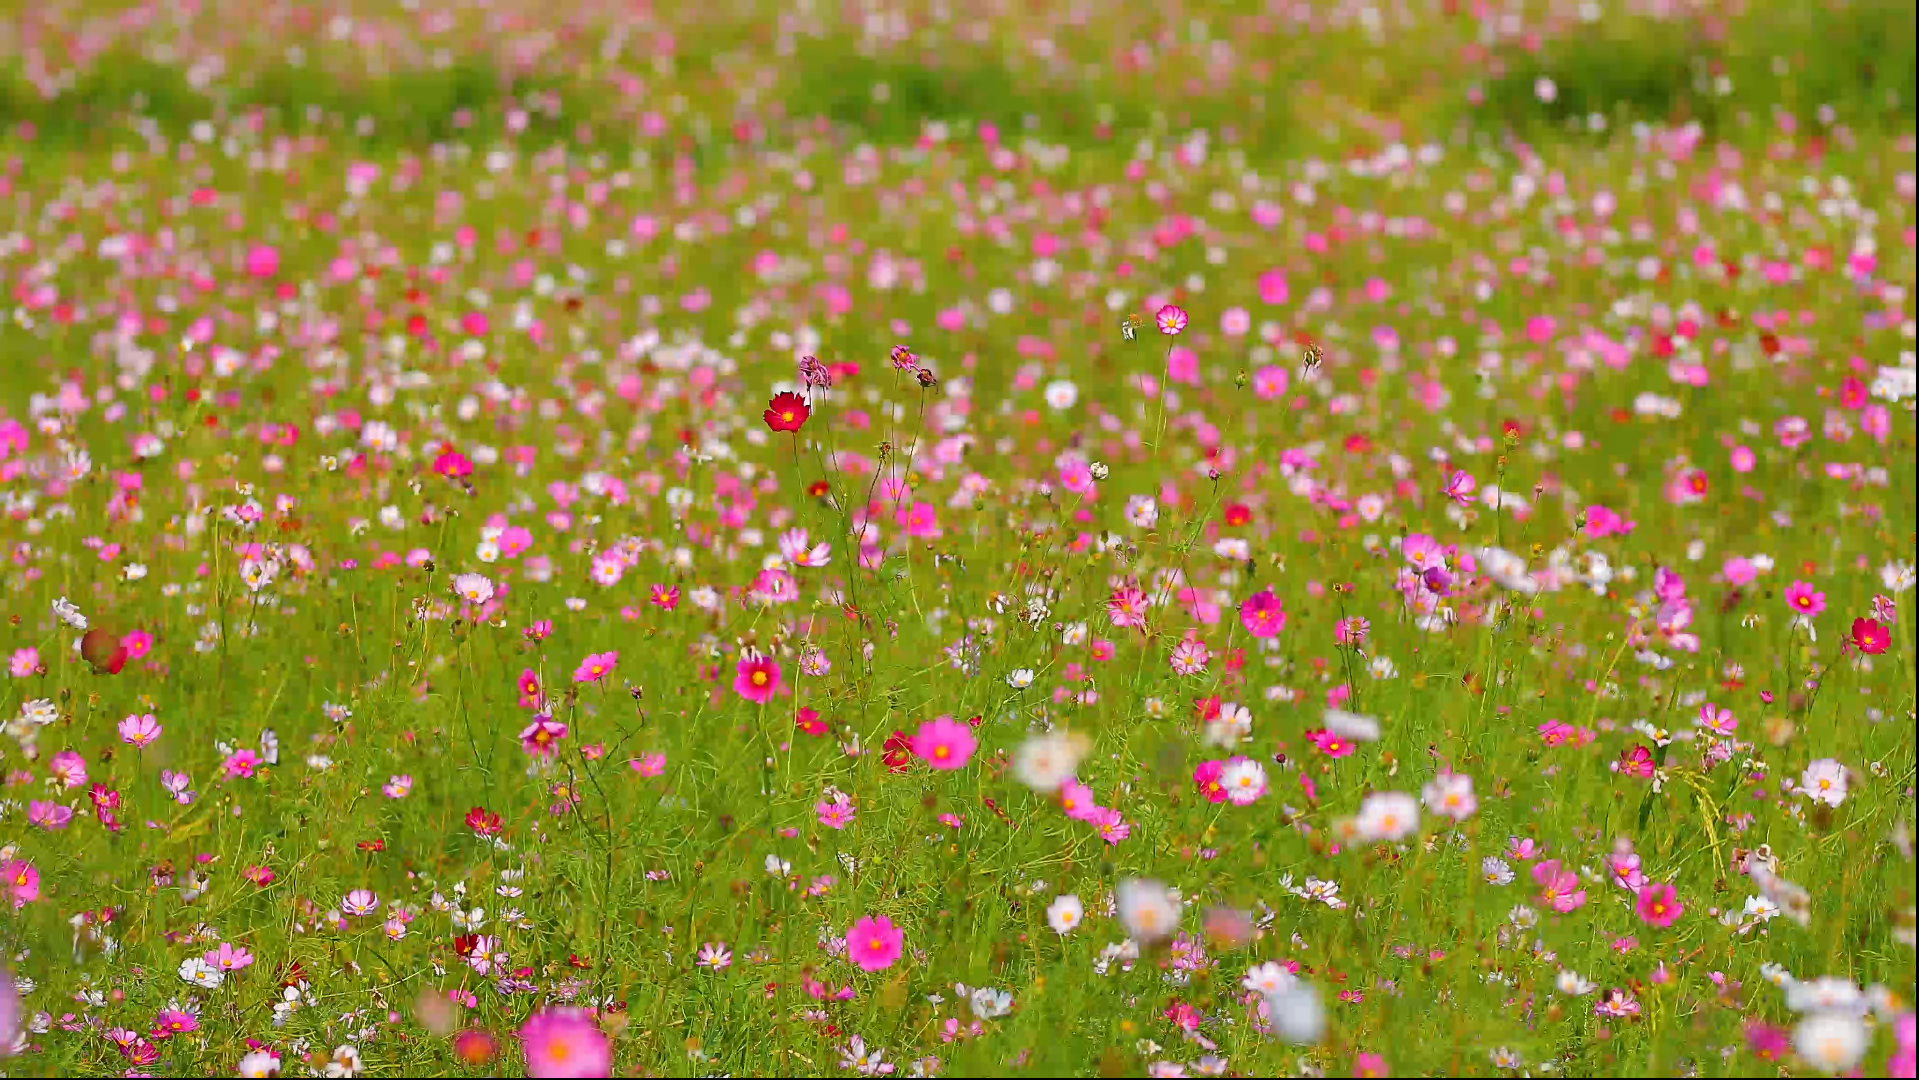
(1474, 0), (1917, 137)
(0, 3), (1912, 1078)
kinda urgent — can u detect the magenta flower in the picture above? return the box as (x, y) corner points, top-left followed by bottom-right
(1155, 304), (1188, 335)
(222, 748), (262, 779)
(2, 860), (40, 909)
(846, 914), (905, 971)
(909, 716), (977, 770)
(1238, 588), (1286, 638)
(1783, 580), (1826, 617)
(519, 716), (568, 758)
(1634, 882), (1684, 928)
(816, 797), (856, 830)
(573, 651), (618, 683)
(1442, 469), (1477, 506)
(733, 654), (783, 704)
(150, 1007), (199, 1039)
(520, 1007), (611, 1078)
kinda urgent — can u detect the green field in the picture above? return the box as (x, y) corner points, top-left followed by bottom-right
(0, 1), (1913, 1077)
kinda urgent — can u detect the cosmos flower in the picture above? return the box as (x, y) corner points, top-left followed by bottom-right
(763, 391), (811, 432)
(520, 1008), (611, 1078)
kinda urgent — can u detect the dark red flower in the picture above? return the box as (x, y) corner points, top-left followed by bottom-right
(464, 807), (502, 836)
(1849, 617), (1891, 655)
(763, 391), (811, 432)
(81, 628), (128, 675)
(881, 730), (913, 773)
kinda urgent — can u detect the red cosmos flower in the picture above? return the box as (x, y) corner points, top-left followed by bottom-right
(452, 934), (481, 958)
(763, 392), (811, 432)
(1849, 617), (1891, 655)
(881, 729), (913, 773)
(465, 807), (502, 836)
(795, 707), (829, 736)
(81, 628), (129, 675)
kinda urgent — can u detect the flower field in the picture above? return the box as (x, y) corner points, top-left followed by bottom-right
(0, 1), (1914, 1076)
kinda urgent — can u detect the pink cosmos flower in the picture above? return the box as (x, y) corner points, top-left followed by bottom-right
(1531, 860), (1587, 913)
(1722, 556), (1758, 586)
(27, 801), (71, 830)
(520, 1007), (611, 1078)
(1156, 304), (1188, 335)
(7, 647), (38, 677)
(1634, 882), (1684, 928)
(1421, 773), (1478, 820)
(1698, 703), (1736, 735)
(3, 860), (40, 909)
(628, 753), (666, 777)
(519, 716), (568, 758)
(910, 716), (976, 770)
(1058, 778), (1102, 821)
(1307, 729), (1356, 758)
(816, 796), (856, 830)
(49, 749), (88, 788)
(1108, 586), (1151, 628)
(1238, 589), (1286, 638)
(1091, 805), (1131, 843)
(1783, 580), (1825, 617)
(1442, 469), (1476, 506)
(205, 942), (255, 971)
(1169, 638), (1210, 675)
(1187, 760), (1229, 805)
(846, 914), (905, 971)
(150, 1006), (198, 1040)
(221, 748), (262, 779)
(118, 712), (162, 748)
(734, 654), (783, 703)
(573, 651), (618, 683)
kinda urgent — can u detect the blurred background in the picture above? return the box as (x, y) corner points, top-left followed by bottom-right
(0, 0), (1911, 159)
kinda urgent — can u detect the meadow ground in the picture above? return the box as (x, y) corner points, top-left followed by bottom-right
(0, 1), (1915, 1076)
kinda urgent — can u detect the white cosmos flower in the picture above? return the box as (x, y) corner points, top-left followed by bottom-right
(1115, 878), (1180, 943)
(1264, 979), (1324, 1045)
(451, 573), (495, 604)
(1793, 1012), (1868, 1074)
(1046, 894), (1083, 936)
(1322, 708), (1380, 742)
(1354, 791), (1420, 842)
(1011, 731), (1090, 793)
